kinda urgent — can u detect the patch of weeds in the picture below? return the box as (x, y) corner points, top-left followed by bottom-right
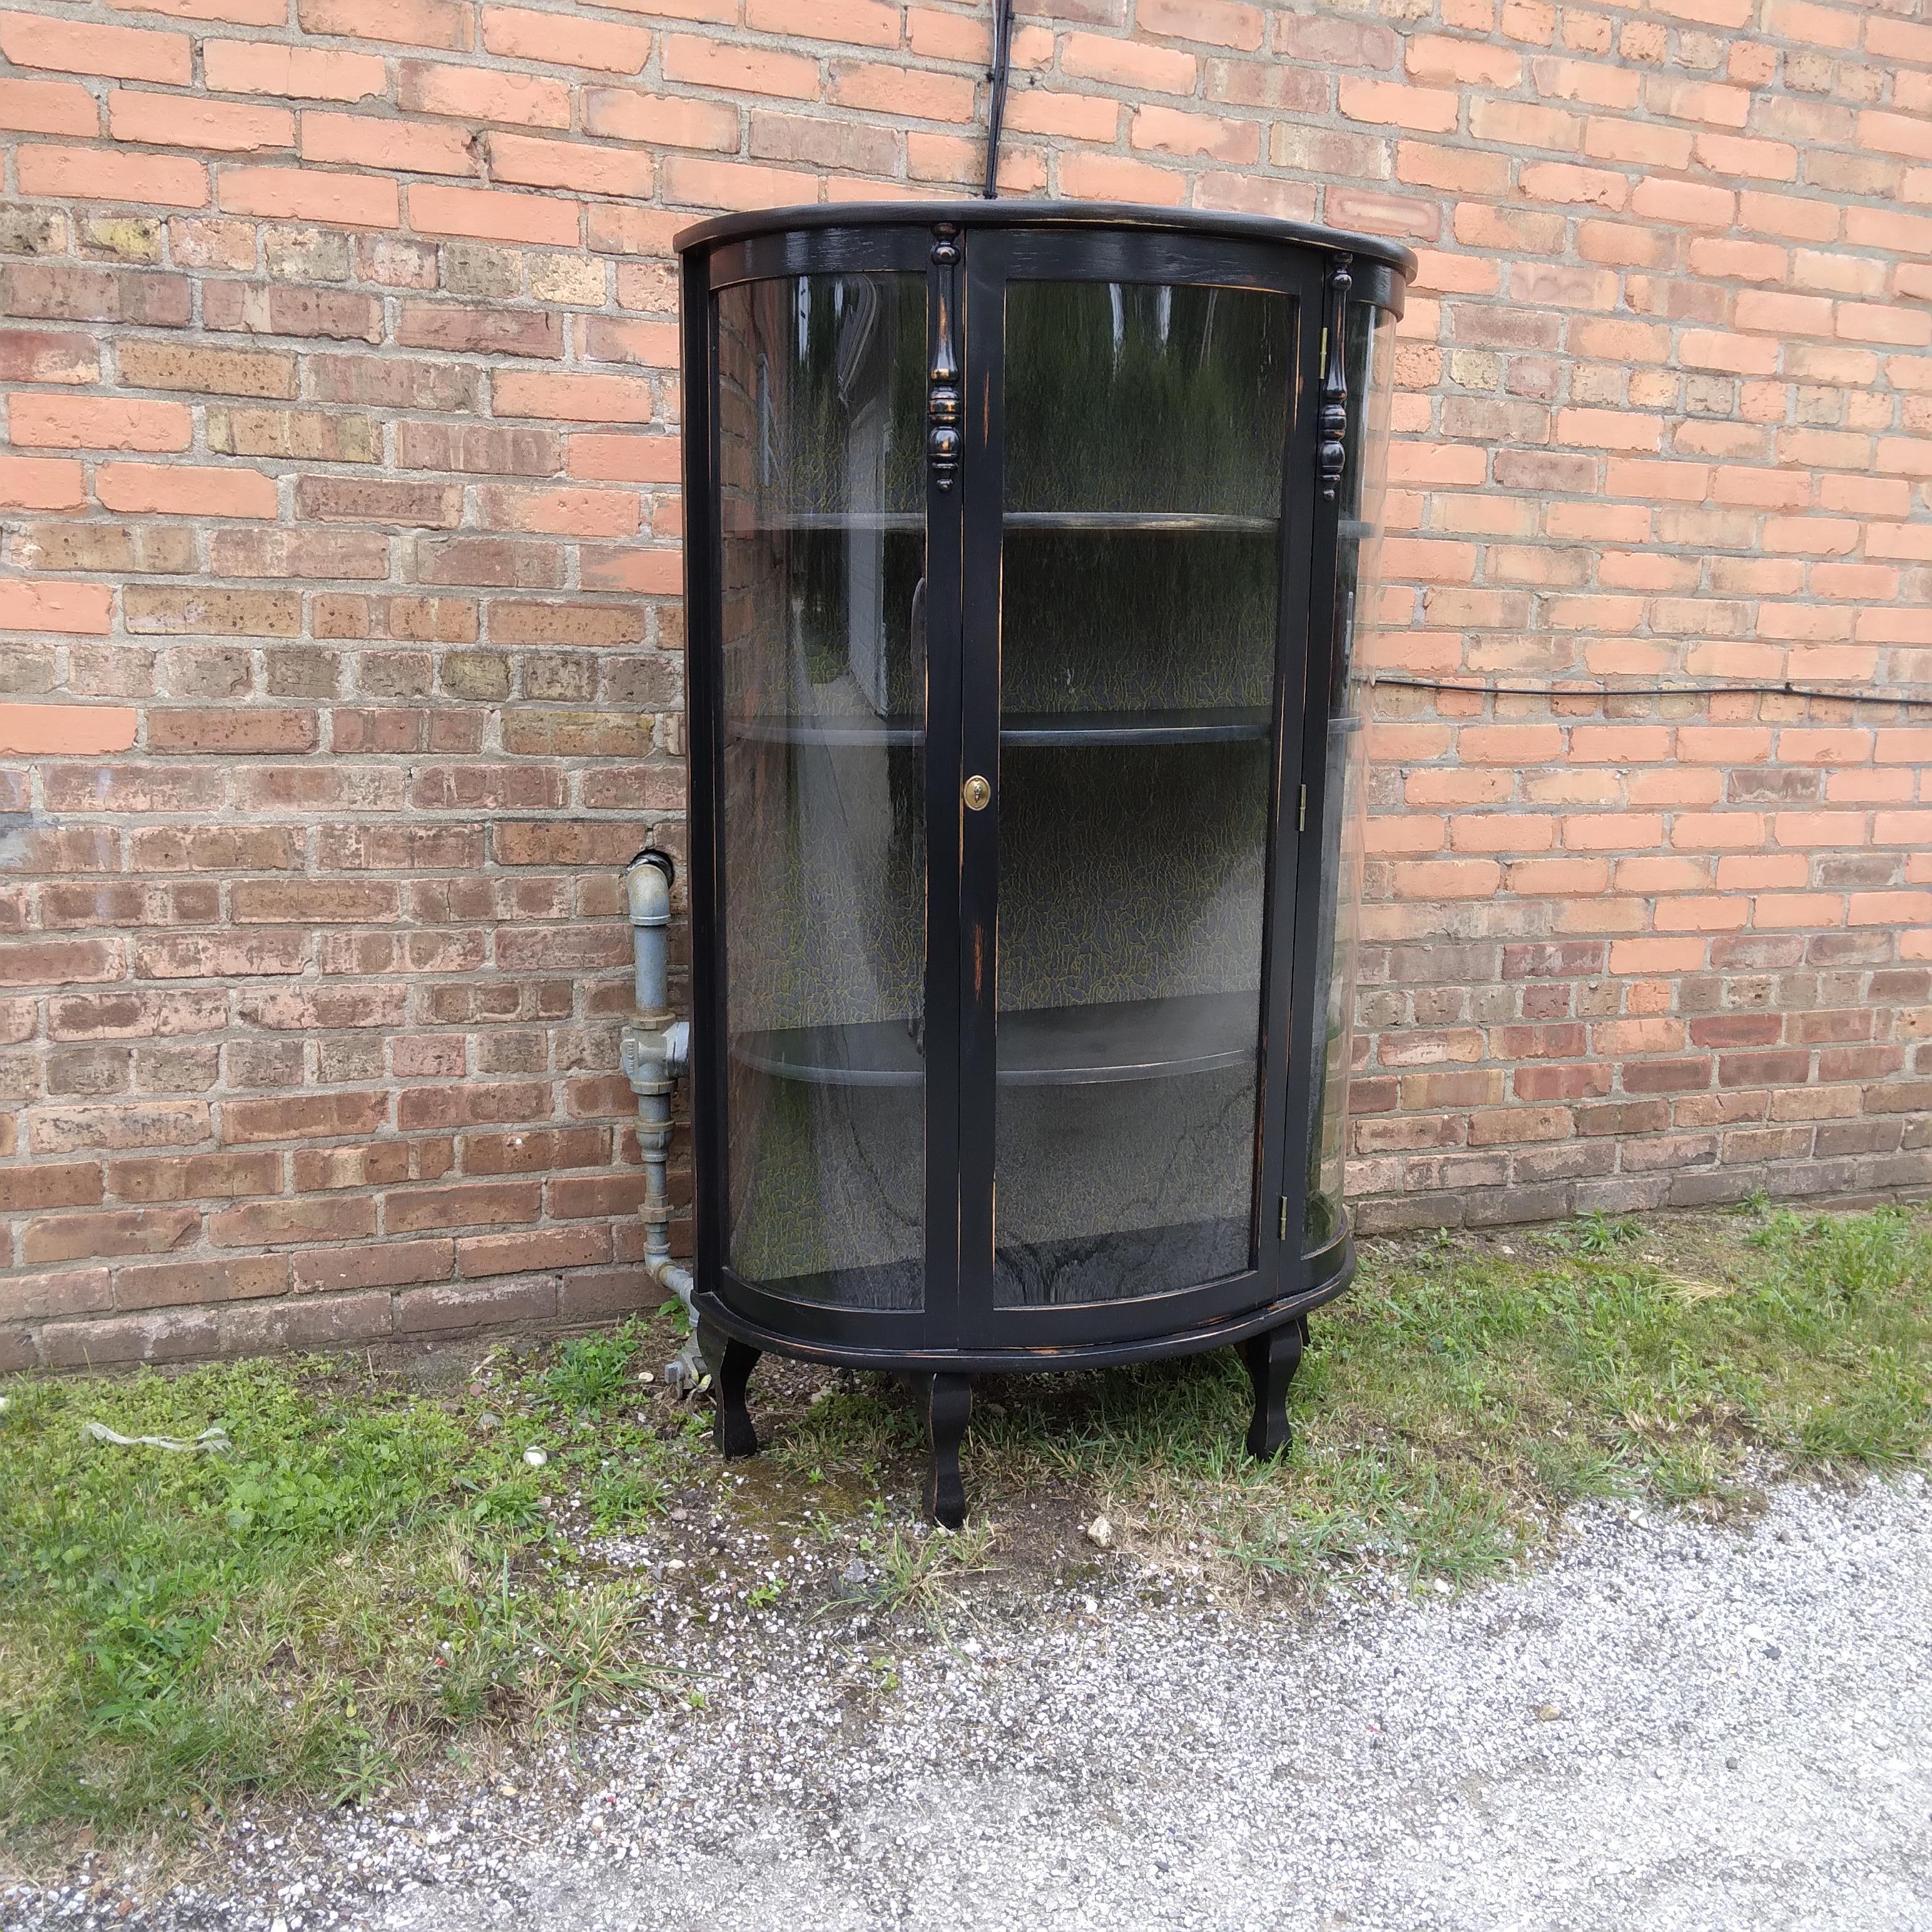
(586, 1463), (669, 1533)
(542, 1324), (640, 1413)
(775, 1379), (917, 1485)
(1567, 1209), (1645, 1254)
(844, 1519), (998, 1629)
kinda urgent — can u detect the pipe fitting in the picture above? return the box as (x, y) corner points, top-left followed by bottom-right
(621, 848), (699, 1387)
(624, 847), (673, 925)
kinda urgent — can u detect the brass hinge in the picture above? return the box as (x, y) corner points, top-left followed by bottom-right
(1298, 785), (1307, 832)
(1278, 1196), (1288, 1241)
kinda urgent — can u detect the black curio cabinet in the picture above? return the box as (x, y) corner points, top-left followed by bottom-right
(674, 203), (1415, 1524)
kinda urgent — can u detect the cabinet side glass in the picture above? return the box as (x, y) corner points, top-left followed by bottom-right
(1304, 298), (1398, 1251)
(713, 273), (928, 1310)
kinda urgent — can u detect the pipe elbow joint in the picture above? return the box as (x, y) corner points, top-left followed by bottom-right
(624, 848), (673, 930)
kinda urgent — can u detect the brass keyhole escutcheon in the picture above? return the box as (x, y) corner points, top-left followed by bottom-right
(962, 774), (990, 811)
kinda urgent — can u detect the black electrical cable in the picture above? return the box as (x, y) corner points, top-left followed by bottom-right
(982, 0), (1014, 200)
(1372, 673), (1932, 713)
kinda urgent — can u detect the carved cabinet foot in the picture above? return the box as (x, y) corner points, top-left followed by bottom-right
(1242, 1316), (1307, 1462)
(922, 1371), (972, 1528)
(708, 1330), (761, 1461)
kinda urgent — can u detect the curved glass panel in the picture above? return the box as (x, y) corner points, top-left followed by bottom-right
(714, 273), (927, 1309)
(994, 280), (1291, 1307)
(1304, 300), (1397, 1251)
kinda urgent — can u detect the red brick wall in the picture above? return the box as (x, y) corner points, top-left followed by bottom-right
(0, 0), (1928, 1368)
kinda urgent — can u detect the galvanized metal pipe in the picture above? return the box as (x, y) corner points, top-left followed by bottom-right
(621, 851), (699, 1386)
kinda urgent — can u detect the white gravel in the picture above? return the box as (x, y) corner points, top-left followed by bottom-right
(9, 1475), (1929, 1932)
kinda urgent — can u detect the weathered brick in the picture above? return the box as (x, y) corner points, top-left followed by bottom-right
(29, 1101), (209, 1152)
(106, 1151), (281, 1201)
(455, 1226), (611, 1276)
(399, 59), (571, 128)
(292, 1236), (453, 1293)
(218, 1289), (393, 1352)
(0, 1162), (103, 1212)
(148, 708), (317, 753)
(395, 1277), (558, 1332)
(184, 882), (326, 970)
(114, 1254), (287, 1309)
(295, 477), (463, 526)
(208, 1196), (378, 1245)
(220, 1091), (389, 1144)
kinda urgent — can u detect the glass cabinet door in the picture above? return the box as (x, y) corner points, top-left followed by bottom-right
(713, 272), (927, 1311)
(988, 277), (1295, 1311)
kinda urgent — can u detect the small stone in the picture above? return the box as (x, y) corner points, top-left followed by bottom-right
(1085, 1515), (1114, 1549)
(1432, 1578), (1452, 1595)
(841, 1558), (871, 1585)
(523, 1446), (547, 1469)
(640, 1371), (654, 1385)
(1537, 1703), (1561, 1722)
(477, 1412), (500, 1431)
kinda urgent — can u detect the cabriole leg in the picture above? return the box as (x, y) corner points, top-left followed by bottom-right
(1242, 1317), (1307, 1462)
(921, 1372), (972, 1528)
(709, 1331), (761, 1460)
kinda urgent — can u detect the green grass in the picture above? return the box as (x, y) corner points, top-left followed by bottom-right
(3, 1204), (1929, 1866)
(0, 1321), (696, 1864)
(775, 1201), (1932, 1594)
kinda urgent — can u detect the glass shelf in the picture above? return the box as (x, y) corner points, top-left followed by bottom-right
(1005, 511), (1276, 534)
(1003, 706), (1269, 746)
(733, 988), (1256, 1089)
(743, 509), (1294, 534)
(741, 510), (923, 534)
(727, 707), (1271, 748)
(728, 715), (924, 747)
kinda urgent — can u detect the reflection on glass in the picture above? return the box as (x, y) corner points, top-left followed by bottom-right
(1005, 281), (1291, 517)
(1304, 301), (1396, 1250)
(1002, 531), (1278, 724)
(994, 280), (1290, 1308)
(716, 273), (926, 1309)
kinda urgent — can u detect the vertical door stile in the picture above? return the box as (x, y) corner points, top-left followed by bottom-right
(923, 223), (967, 1350)
(1258, 265), (1324, 1299)
(956, 228), (1005, 1343)
(1279, 257), (1351, 1281)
